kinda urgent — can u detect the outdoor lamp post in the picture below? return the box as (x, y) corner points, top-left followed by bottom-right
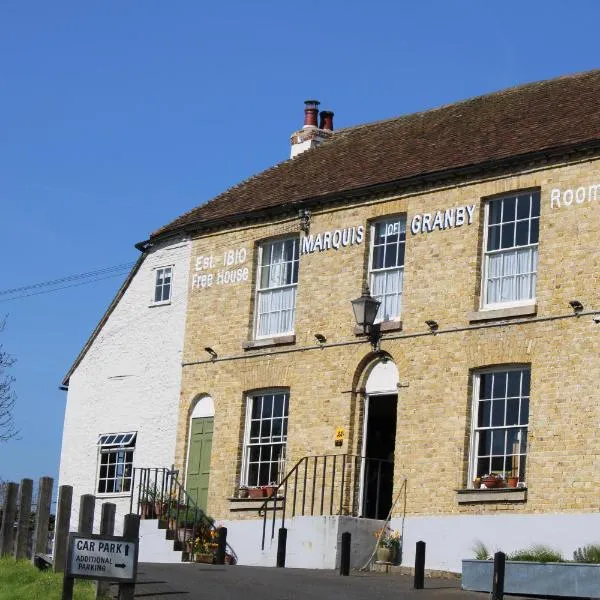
(351, 285), (381, 350)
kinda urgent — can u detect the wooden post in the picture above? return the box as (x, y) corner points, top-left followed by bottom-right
(215, 527), (227, 565)
(62, 494), (95, 600)
(339, 531), (351, 576)
(0, 482), (18, 557)
(276, 527), (287, 568)
(53, 485), (73, 573)
(32, 476), (54, 562)
(414, 540), (426, 589)
(118, 514), (140, 600)
(14, 478), (33, 559)
(492, 551), (506, 600)
(96, 503), (116, 599)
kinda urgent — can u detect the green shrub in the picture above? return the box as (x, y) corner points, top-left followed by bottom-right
(507, 545), (563, 563)
(472, 540), (491, 560)
(573, 544), (600, 563)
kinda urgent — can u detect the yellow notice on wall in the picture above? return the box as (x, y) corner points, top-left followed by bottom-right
(335, 427), (345, 444)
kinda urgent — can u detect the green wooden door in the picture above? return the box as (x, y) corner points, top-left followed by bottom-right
(186, 417), (213, 512)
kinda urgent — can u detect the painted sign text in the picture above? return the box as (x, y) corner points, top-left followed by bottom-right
(550, 184), (600, 209)
(411, 204), (476, 235)
(192, 247), (249, 290)
(301, 225), (364, 255)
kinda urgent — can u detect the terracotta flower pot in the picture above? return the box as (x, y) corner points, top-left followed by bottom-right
(482, 476), (499, 489)
(248, 487), (264, 499)
(507, 476), (519, 488)
(262, 485), (278, 498)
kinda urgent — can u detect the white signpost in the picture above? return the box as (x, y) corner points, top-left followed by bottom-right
(66, 533), (138, 582)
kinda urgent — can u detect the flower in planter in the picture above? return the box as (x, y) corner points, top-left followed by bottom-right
(374, 526), (402, 550)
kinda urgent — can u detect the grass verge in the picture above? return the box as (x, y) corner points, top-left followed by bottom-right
(0, 557), (107, 600)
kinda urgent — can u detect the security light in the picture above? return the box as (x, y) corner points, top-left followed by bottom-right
(593, 316), (600, 324)
(204, 347), (218, 360)
(569, 300), (584, 314)
(314, 333), (327, 344)
(425, 320), (439, 334)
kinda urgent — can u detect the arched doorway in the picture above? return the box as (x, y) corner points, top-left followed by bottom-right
(185, 396), (214, 512)
(361, 360), (398, 519)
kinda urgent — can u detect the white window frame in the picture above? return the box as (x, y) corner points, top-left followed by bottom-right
(480, 191), (540, 310)
(241, 390), (289, 487)
(368, 216), (406, 323)
(151, 265), (173, 306)
(468, 367), (529, 487)
(253, 237), (299, 339)
(96, 432), (136, 495)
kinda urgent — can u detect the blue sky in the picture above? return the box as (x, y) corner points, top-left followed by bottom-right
(1, 1), (598, 487)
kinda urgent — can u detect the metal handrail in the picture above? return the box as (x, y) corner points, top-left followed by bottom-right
(258, 453), (393, 549)
(130, 467), (237, 564)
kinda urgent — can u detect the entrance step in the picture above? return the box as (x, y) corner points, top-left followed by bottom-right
(139, 519), (184, 563)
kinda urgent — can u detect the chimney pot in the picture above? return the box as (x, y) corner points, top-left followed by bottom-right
(303, 99), (320, 128)
(319, 111), (334, 131)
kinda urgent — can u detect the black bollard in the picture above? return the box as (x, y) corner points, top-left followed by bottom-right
(215, 527), (228, 565)
(492, 551), (506, 600)
(339, 532), (351, 576)
(276, 527), (287, 568)
(414, 540), (425, 589)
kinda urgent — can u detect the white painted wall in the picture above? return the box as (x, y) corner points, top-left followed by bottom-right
(396, 512), (600, 573)
(220, 515), (383, 569)
(58, 236), (191, 535)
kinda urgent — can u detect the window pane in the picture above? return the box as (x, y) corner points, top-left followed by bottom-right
(507, 371), (521, 397)
(492, 373), (506, 398)
(531, 193), (540, 218)
(520, 398), (529, 425)
(501, 223), (515, 249)
(478, 400), (491, 427)
(516, 194), (530, 220)
(478, 430), (491, 456)
(515, 220), (529, 246)
(480, 373), (493, 399)
(506, 398), (519, 426)
(503, 197), (516, 222)
(491, 400), (504, 427)
(529, 218), (539, 244)
(488, 200), (502, 225)
(487, 225), (501, 251)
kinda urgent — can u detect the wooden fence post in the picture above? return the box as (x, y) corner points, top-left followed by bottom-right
(62, 494), (95, 600)
(95, 502), (116, 599)
(14, 478), (33, 559)
(53, 485), (73, 573)
(31, 476), (54, 563)
(0, 482), (18, 557)
(118, 514), (140, 600)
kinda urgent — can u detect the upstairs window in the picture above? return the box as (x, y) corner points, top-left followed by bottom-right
(153, 266), (173, 304)
(97, 432), (136, 494)
(482, 191), (540, 307)
(255, 238), (299, 337)
(369, 217), (406, 322)
(242, 391), (289, 487)
(470, 368), (529, 484)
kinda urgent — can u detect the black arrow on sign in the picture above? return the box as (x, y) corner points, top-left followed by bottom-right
(115, 563), (126, 568)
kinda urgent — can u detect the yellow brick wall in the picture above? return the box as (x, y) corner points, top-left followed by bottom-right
(176, 156), (600, 520)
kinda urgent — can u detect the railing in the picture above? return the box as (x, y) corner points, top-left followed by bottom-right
(130, 467), (237, 564)
(258, 454), (393, 549)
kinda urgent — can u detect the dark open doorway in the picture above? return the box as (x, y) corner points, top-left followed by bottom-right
(362, 393), (397, 519)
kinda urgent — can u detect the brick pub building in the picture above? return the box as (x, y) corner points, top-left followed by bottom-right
(59, 70), (600, 571)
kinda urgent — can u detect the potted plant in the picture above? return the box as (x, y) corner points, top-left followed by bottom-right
(248, 486), (264, 499)
(481, 473), (504, 489)
(374, 526), (402, 563)
(262, 483), (279, 498)
(238, 485), (249, 499)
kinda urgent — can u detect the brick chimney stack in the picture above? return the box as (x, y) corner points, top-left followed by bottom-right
(290, 100), (335, 159)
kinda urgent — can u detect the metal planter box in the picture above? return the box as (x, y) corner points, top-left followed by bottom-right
(462, 559), (600, 598)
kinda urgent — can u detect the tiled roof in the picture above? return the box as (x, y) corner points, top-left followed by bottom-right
(152, 70), (600, 239)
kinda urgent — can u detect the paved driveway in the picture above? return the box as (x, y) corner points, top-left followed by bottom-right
(127, 563), (497, 600)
